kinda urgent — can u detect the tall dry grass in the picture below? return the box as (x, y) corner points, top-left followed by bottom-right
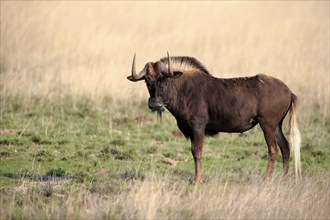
(1, 173), (329, 219)
(118, 173), (329, 219)
(1, 1), (329, 118)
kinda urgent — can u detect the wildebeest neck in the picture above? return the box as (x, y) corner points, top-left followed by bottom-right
(161, 73), (209, 120)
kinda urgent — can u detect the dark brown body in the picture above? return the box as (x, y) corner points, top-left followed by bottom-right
(128, 54), (301, 183)
(167, 74), (291, 136)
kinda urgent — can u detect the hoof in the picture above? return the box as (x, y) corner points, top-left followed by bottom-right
(189, 177), (203, 185)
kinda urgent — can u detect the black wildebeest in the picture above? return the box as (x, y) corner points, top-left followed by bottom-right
(127, 52), (301, 183)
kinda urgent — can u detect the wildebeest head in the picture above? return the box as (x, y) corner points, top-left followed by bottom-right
(127, 52), (183, 112)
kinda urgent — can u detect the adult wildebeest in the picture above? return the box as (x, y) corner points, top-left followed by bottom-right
(127, 52), (301, 183)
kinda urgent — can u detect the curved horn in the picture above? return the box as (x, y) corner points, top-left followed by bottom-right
(159, 51), (174, 77)
(167, 51), (173, 77)
(131, 53), (137, 77)
(127, 53), (147, 81)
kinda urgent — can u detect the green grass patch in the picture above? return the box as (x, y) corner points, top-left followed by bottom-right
(1, 96), (329, 187)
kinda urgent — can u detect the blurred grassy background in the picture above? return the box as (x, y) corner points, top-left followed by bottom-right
(1, 1), (329, 119)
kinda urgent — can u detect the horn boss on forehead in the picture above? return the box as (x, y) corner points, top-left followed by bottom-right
(155, 52), (174, 78)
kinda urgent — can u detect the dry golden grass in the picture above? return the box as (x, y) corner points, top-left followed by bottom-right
(114, 173), (330, 219)
(1, 173), (329, 219)
(1, 1), (329, 118)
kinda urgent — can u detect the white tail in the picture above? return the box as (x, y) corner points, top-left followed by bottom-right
(289, 98), (302, 179)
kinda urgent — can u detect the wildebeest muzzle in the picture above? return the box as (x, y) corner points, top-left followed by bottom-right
(148, 97), (164, 111)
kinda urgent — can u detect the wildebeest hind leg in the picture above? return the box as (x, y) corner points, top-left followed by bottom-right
(276, 126), (290, 178)
(260, 123), (278, 180)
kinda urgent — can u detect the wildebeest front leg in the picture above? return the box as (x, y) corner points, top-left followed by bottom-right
(191, 129), (205, 184)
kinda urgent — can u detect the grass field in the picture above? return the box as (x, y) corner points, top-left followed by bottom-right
(1, 1), (329, 219)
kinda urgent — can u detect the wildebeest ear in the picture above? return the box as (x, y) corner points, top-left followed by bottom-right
(173, 71), (183, 78)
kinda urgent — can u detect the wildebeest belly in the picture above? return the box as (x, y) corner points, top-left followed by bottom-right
(206, 114), (258, 134)
(206, 99), (259, 133)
